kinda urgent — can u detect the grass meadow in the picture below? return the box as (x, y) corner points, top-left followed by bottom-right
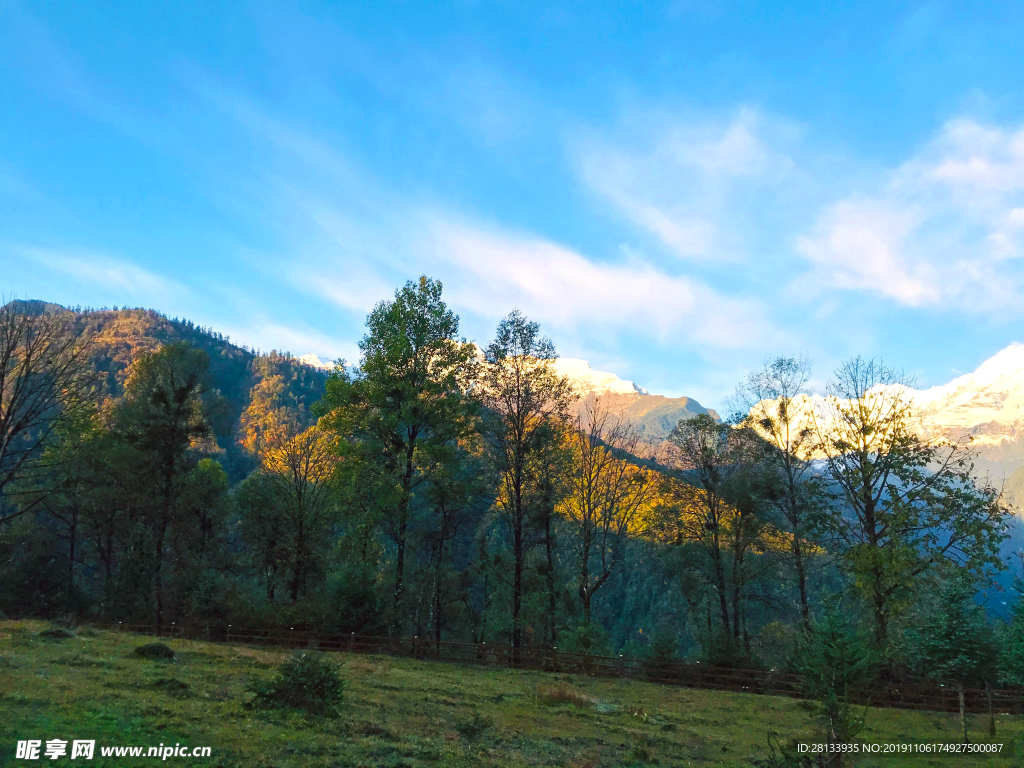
(1, 620), (1022, 767)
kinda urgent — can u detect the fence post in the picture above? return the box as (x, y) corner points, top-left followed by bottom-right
(349, 632), (355, 653)
(552, 646), (558, 673)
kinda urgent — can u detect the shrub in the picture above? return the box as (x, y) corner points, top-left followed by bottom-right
(539, 685), (592, 708)
(39, 628), (75, 641)
(643, 625), (680, 680)
(134, 643), (175, 659)
(454, 712), (492, 743)
(559, 623), (611, 657)
(246, 652), (345, 717)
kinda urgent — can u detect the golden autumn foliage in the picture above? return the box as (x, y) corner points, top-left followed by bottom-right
(646, 477), (815, 555)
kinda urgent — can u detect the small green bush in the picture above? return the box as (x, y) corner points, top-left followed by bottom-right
(39, 628), (75, 641)
(134, 643), (175, 659)
(559, 623), (611, 656)
(246, 652), (345, 717)
(455, 712), (492, 743)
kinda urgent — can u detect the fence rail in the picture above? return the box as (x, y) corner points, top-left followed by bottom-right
(103, 622), (1023, 715)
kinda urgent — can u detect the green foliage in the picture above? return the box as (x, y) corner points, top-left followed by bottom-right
(0, 516), (69, 617)
(455, 711), (493, 742)
(561, 622), (612, 656)
(319, 276), (480, 633)
(134, 643), (175, 659)
(478, 310), (575, 651)
(331, 565), (385, 635)
(909, 575), (995, 689)
(646, 625), (679, 663)
(794, 606), (872, 749)
(908, 573), (997, 743)
(246, 651), (345, 717)
(820, 358), (1010, 654)
(4, 289), (1018, 724)
(751, 730), (817, 768)
(1001, 577), (1024, 686)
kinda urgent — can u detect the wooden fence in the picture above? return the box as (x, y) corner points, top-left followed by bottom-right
(106, 622), (1024, 716)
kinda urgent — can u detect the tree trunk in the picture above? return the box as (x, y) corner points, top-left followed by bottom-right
(793, 534), (810, 633)
(513, 513), (523, 654)
(67, 504), (78, 612)
(958, 682), (967, 745)
(434, 538), (445, 643)
(393, 445), (416, 634)
(864, 500), (889, 653)
(710, 539), (731, 639)
(155, 469), (173, 633)
(291, 507), (304, 602)
(511, 457), (525, 656)
(545, 509), (557, 647)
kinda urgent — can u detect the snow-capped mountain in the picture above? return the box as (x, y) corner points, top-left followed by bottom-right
(550, 358), (650, 396)
(751, 344), (1024, 504)
(911, 344), (1024, 466)
(297, 353), (334, 371)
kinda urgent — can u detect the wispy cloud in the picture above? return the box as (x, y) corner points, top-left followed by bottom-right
(796, 199), (938, 306)
(570, 107), (798, 261)
(218, 318), (359, 364)
(796, 118), (1024, 311)
(12, 245), (188, 302)
(421, 215), (776, 349)
(193, 86), (776, 353)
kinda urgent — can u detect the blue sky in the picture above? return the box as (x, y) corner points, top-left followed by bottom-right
(2, 1), (1024, 408)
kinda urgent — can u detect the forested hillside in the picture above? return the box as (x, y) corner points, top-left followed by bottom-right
(2, 282), (1023, 751)
(10, 300), (328, 480)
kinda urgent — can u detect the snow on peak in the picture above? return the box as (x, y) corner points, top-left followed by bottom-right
(297, 353), (334, 370)
(901, 342), (1024, 441)
(551, 358), (649, 396)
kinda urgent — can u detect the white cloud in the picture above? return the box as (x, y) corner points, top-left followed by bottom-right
(571, 107), (797, 261)
(13, 246), (188, 300)
(422, 216), (775, 350)
(219, 319), (359, 364)
(194, 88), (776, 352)
(796, 199), (938, 306)
(797, 119), (1024, 310)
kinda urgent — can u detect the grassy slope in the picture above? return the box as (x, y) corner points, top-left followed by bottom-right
(1, 621), (1021, 768)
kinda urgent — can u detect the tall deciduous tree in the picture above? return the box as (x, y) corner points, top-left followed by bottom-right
(240, 365), (339, 602)
(563, 396), (658, 635)
(0, 301), (95, 519)
(666, 414), (742, 646)
(245, 420), (340, 602)
(736, 356), (830, 632)
(818, 358), (1009, 654)
(910, 575), (996, 744)
(111, 341), (224, 629)
(420, 441), (487, 642)
(320, 276), (477, 633)
(479, 310), (574, 652)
